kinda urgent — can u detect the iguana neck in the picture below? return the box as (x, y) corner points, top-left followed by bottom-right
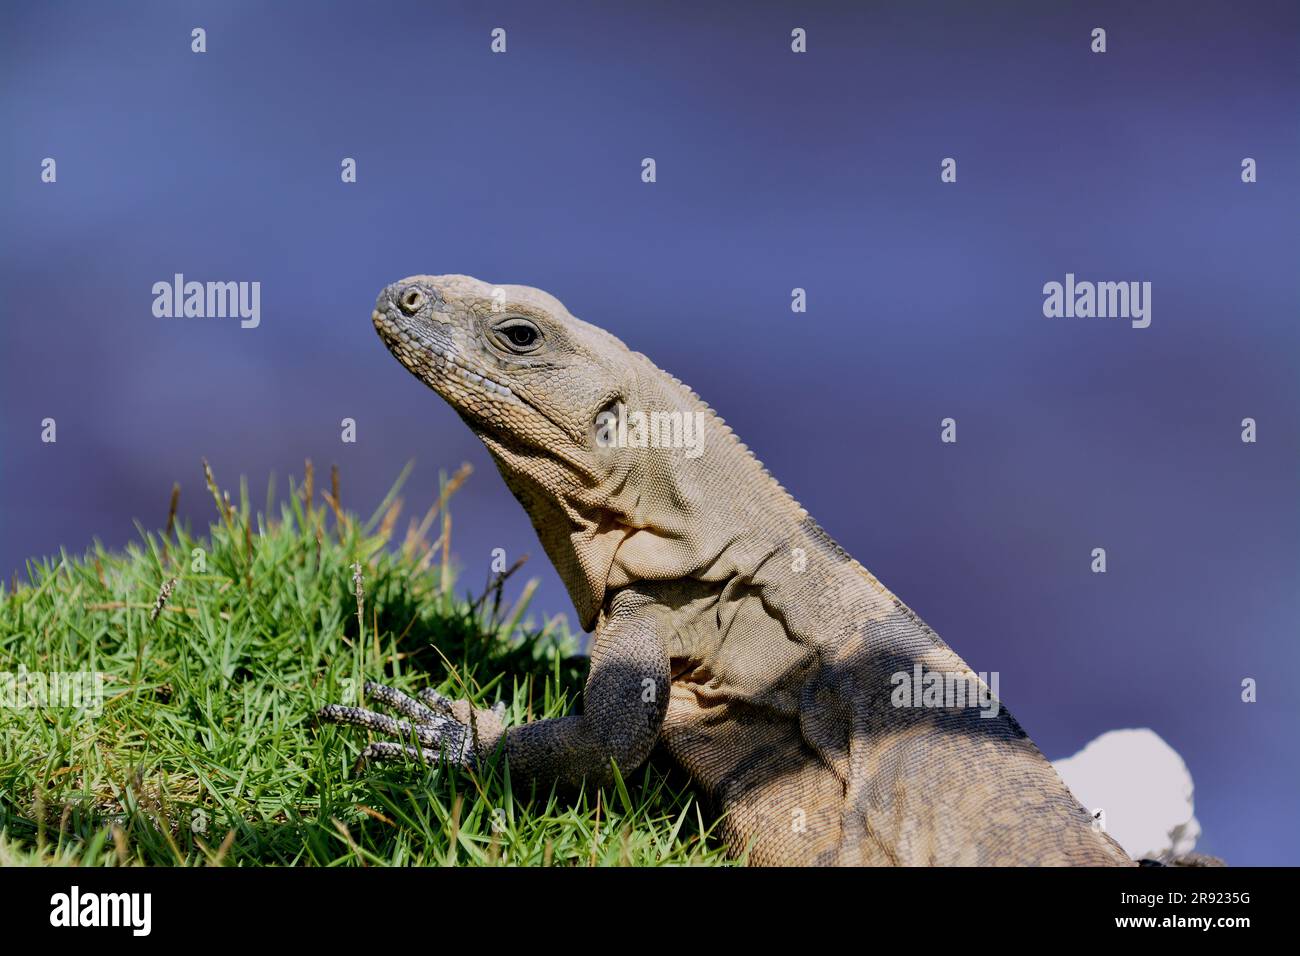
(485, 360), (821, 629)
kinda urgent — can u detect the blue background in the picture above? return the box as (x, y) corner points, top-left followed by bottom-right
(2, 1), (1296, 863)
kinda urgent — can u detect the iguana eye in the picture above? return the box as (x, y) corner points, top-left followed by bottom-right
(493, 318), (542, 353)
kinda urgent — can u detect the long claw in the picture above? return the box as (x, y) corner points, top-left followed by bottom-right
(317, 704), (439, 748)
(417, 687), (456, 716)
(363, 681), (442, 722)
(356, 741), (441, 768)
(317, 701), (474, 765)
(317, 678), (493, 770)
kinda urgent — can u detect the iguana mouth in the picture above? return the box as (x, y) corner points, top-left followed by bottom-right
(371, 305), (590, 462)
(371, 308), (522, 404)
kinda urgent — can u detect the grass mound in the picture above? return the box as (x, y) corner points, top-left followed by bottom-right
(0, 462), (727, 866)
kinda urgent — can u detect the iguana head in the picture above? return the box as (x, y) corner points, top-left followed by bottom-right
(372, 274), (715, 628)
(373, 274), (636, 472)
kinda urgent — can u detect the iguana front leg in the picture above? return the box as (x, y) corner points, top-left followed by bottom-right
(318, 586), (671, 789)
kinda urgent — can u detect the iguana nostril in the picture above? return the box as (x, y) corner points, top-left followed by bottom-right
(398, 287), (425, 315)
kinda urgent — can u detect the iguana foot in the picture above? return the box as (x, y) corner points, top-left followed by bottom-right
(316, 680), (506, 769)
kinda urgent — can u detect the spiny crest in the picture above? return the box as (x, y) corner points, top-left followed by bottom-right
(661, 363), (810, 521)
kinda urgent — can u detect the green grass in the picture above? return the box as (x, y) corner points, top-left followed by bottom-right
(0, 462), (729, 866)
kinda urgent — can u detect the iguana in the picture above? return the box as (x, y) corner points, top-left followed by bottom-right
(318, 274), (1134, 866)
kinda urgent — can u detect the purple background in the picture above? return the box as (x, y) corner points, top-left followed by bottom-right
(2, 1), (1297, 863)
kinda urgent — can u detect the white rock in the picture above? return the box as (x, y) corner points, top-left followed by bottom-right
(1051, 728), (1199, 861)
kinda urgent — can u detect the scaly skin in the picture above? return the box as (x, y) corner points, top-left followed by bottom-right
(318, 274), (1134, 866)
